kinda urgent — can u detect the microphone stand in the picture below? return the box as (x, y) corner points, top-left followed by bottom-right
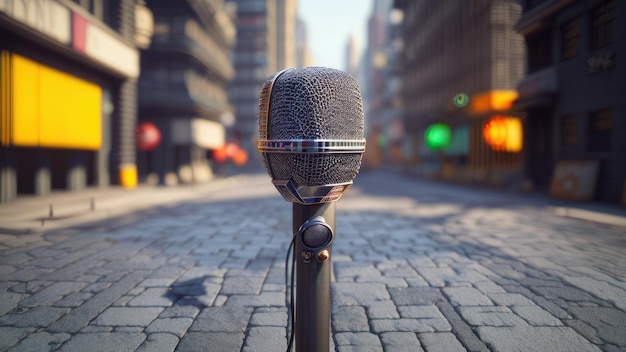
(292, 202), (335, 352)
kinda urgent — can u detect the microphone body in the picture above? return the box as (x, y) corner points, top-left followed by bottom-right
(257, 67), (364, 352)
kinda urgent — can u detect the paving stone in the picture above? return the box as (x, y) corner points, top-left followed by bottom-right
(569, 307), (626, 346)
(94, 307), (163, 326)
(388, 287), (441, 306)
(380, 332), (424, 352)
(435, 300), (490, 352)
(477, 326), (601, 352)
(334, 332), (383, 350)
(128, 287), (174, 307)
(191, 306), (253, 333)
(11, 332), (71, 352)
(365, 300), (400, 319)
(419, 332), (466, 352)
(511, 306), (563, 326)
(442, 287), (493, 306)
(114, 326), (145, 333)
(332, 306), (369, 332)
(398, 305), (445, 319)
(145, 317), (193, 337)
(415, 267), (456, 287)
(0, 291), (28, 316)
(79, 325), (112, 333)
(220, 276), (265, 295)
(0, 306), (69, 328)
(0, 327), (37, 350)
(82, 282), (111, 293)
(7, 280), (54, 295)
(457, 306), (528, 327)
(176, 332), (245, 351)
(332, 283), (390, 306)
(47, 270), (150, 333)
(488, 293), (536, 306)
(135, 333), (179, 352)
(58, 332), (146, 352)
(242, 326), (286, 352)
(159, 304), (200, 319)
(53, 292), (94, 308)
(249, 310), (287, 327)
(7, 267), (55, 282)
(371, 318), (451, 333)
(563, 319), (604, 344)
(19, 282), (87, 308)
(225, 292), (284, 308)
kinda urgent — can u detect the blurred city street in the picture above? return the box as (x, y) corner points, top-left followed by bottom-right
(1, 171), (625, 351)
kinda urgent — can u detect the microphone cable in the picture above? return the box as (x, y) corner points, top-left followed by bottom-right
(285, 234), (296, 352)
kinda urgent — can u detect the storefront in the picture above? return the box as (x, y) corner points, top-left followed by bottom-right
(0, 0), (141, 202)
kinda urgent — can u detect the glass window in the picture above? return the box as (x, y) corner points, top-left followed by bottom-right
(588, 109), (612, 152)
(561, 114), (578, 146)
(590, 0), (613, 50)
(561, 18), (579, 60)
(527, 31), (551, 73)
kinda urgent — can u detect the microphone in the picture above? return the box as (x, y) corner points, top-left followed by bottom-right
(257, 67), (365, 352)
(257, 67), (365, 204)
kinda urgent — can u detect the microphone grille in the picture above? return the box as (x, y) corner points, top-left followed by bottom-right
(258, 67), (365, 190)
(259, 67), (364, 141)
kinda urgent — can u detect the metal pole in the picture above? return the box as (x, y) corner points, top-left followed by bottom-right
(292, 202), (335, 352)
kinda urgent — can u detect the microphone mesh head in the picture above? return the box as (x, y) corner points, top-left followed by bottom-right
(258, 67), (364, 187)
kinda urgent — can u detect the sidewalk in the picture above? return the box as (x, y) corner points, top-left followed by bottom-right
(0, 176), (242, 234)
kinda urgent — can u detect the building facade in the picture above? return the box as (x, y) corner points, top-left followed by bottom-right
(137, 0), (235, 184)
(363, 0), (393, 169)
(515, 0), (626, 204)
(393, 0), (525, 185)
(1, 0), (145, 202)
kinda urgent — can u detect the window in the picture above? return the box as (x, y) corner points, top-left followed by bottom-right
(561, 18), (579, 60)
(561, 114), (578, 146)
(527, 31), (551, 73)
(590, 0), (613, 50)
(588, 109), (612, 151)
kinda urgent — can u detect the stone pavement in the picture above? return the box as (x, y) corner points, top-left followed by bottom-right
(1, 171), (625, 351)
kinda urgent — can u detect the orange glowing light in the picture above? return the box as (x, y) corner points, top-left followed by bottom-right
(213, 146), (228, 163)
(483, 117), (508, 150)
(483, 116), (523, 152)
(233, 149), (248, 166)
(469, 90), (518, 116)
(225, 142), (239, 158)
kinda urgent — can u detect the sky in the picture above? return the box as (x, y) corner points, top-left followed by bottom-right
(297, 0), (372, 70)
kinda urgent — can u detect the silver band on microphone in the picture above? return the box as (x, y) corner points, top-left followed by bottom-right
(258, 139), (366, 154)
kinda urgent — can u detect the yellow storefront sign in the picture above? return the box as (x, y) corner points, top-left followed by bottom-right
(1, 52), (101, 150)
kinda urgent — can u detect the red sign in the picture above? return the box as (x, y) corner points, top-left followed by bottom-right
(72, 12), (87, 53)
(136, 122), (161, 152)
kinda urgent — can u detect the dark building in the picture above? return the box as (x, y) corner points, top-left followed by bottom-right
(515, 0), (626, 204)
(393, 0), (525, 185)
(138, 0), (236, 184)
(1, 0), (146, 202)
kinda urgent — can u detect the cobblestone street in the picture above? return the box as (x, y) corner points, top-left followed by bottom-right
(1, 171), (625, 351)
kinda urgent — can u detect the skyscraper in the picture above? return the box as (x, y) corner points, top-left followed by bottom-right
(137, 0), (236, 185)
